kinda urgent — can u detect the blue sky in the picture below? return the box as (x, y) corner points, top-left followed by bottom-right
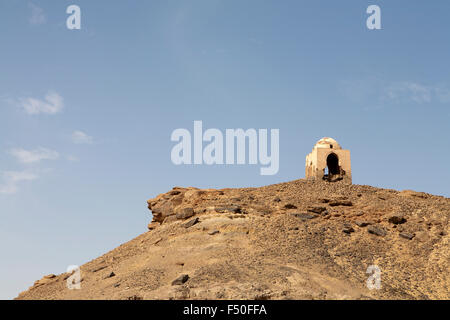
(0, 0), (449, 299)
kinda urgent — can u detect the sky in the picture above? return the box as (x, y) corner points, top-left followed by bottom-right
(0, 0), (449, 299)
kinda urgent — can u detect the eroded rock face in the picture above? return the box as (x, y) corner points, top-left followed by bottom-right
(147, 189), (185, 223)
(147, 187), (201, 224)
(146, 187), (248, 228)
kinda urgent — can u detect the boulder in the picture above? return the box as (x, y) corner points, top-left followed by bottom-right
(388, 214), (407, 225)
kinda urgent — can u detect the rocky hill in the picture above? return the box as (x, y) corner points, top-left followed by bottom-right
(16, 179), (449, 300)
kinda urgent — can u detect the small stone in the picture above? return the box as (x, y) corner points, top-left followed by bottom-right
(208, 230), (220, 235)
(388, 214), (407, 225)
(355, 221), (371, 227)
(307, 206), (327, 214)
(183, 217), (199, 228)
(153, 237), (162, 245)
(399, 232), (415, 240)
(273, 197), (281, 202)
(342, 224), (355, 234)
(103, 272), (115, 279)
(290, 212), (317, 221)
(329, 200), (353, 207)
(171, 274), (189, 285)
(284, 204), (297, 209)
(368, 225), (387, 237)
(216, 205), (241, 213)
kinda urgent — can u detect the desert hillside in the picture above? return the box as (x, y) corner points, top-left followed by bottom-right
(16, 179), (449, 300)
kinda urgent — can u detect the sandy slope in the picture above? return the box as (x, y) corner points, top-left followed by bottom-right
(16, 179), (449, 300)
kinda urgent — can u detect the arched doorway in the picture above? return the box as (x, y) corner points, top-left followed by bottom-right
(326, 153), (340, 175)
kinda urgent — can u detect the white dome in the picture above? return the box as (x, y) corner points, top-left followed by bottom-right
(314, 137), (342, 150)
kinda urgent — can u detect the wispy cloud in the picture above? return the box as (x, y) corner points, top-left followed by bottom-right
(17, 91), (63, 115)
(71, 131), (93, 144)
(435, 85), (450, 103)
(1, 146), (57, 194)
(67, 155), (80, 162)
(338, 78), (380, 103)
(9, 147), (59, 164)
(28, 2), (46, 26)
(0, 171), (38, 195)
(339, 78), (450, 107)
(385, 82), (432, 104)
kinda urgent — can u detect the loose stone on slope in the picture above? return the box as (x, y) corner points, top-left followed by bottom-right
(171, 274), (189, 285)
(307, 206), (327, 214)
(399, 232), (415, 240)
(342, 224), (355, 234)
(183, 217), (199, 228)
(328, 200), (353, 207)
(388, 214), (407, 225)
(355, 221), (371, 227)
(289, 212), (317, 221)
(368, 225), (387, 237)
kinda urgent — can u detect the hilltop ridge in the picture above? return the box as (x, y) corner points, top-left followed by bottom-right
(16, 179), (449, 300)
